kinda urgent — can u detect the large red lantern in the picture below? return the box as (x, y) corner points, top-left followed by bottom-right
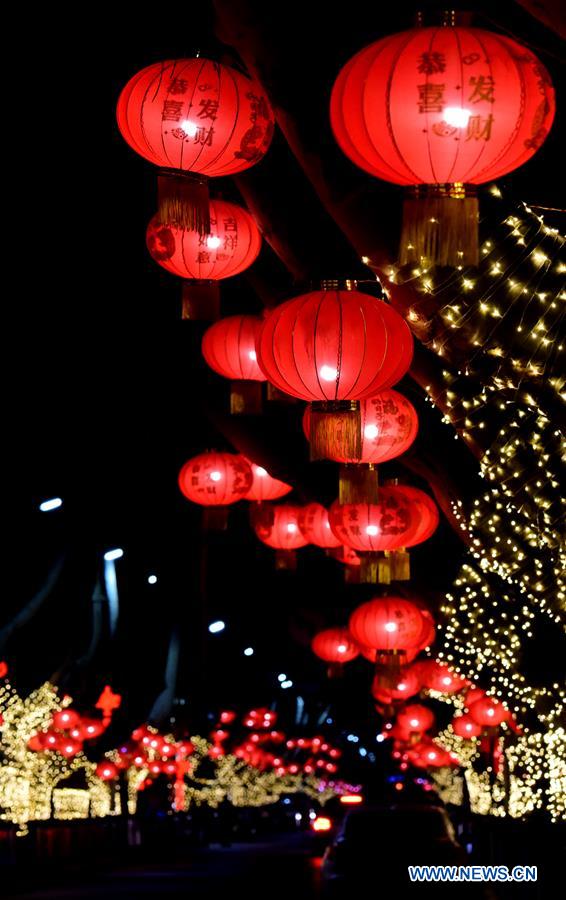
(349, 597), (424, 677)
(303, 389), (418, 503)
(468, 696), (509, 727)
(257, 284), (413, 459)
(298, 503), (342, 548)
(117, 58), (274, 234)
(202, 314), (266, 413)
(396, 704), (435, 735)
(452, 713), (482, 739)
(311, 628), (360, 676)
(251, 503), (309, 569)
(330, 22), (555, 266)
(242, 460), (292, 503)
(416, 660), (468, 694)
(147, 199), (261, 319)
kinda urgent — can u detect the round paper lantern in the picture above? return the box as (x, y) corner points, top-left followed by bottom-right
(349, 598), (425, 661)
(117, 58), (274, 232)
(80, 719), (106, 740)
(416, 660), (468, 694)
(372, 667), (421, 703)
(57, 737), (82, 759)
(409, 741), (457, 768)
(330, 23), (555, 265)
(452, 713), (482, 739)
(252, 505), (308, 550)
(298, 503), (342, 548)
(329, 489), (417, 553)
(465, 687), (486, 707)
(52, 709), (81, 731)
(302, 389), (418, 464)
(178, 452), (253, 507)
(312, 627), (360, 663)
(96, 761), (119, 781)
(202, 315), (266, 381)
(257, 285), (413, 459)
(396, 704), (435, 734)
(243, 461), (292, 502)
(468, 696), (509, 727)
(392, 485), (440, 547)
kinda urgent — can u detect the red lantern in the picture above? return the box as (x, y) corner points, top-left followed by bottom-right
(465, 687), (486, 708)
(468, 696), (509, 727)
(202, 314), (266, 413)
(416, 660), (468, 694)
(452, 714), (482, 739)
(372, 667), (421, 703)
(257, 285), (413, 459)
(349, 597), (424, 678)
(117, 58), (274, 234)
(243, 460), (292, 503)
(219, 711), (237, 725)
(147, 199), (261, 319)
(392, 485), (440, 547)
(0, 661), (7, 678)
(298, 503), (342, 548)
(27, 734), (45, 752)
(178, 452), (253, 507)
(396, 704), (435, 735)
(251, 503), (308, 569)
(96, 685), (122, 723)
(96, 761), (119, 781)
(330, 23), (555, 266)
(409, 741), (457, 769)
(57, 737), (83, 759)
(52, 709), (81, 731)
(311, 628), (360, 664)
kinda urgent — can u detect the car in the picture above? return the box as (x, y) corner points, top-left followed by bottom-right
(320, 803), (466, 895)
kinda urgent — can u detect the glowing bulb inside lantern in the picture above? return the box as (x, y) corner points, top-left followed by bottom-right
(410, 719), (419, 728)
(397, 683), (406, 691)
(442, 677), (452, 686)
(210, 471), (222, 482)
(181, 119), (198, 138)
(487, 708), (495, 717)
(287, 523), (297, 533)
(465, 724), (472, 732)
(443, 107), (471, 128)
(364, 424), (379, 439)
(255, 466), (267, 477)
(207, 235), (221, 249)
(319, 365), (338, 381)
(366, 525), (379, 536)
(384, 621), (398, 633)
(337, 644), (347, 654)
(428, 752), (437, 760)
(248, 350), (257, 361)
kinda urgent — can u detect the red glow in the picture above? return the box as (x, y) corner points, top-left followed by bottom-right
(202, 316), (266, 382)
(349, 597), (425, 652)
(179, 452), (253, 507)
(243, 460), (292, 503)
(252, 504), (309, 550)
(298, 503), (342, 548)
(312, 627), (360, 664)
(340, 794), (363, 805)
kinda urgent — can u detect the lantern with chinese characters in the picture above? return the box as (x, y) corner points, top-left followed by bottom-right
(329, 486), (418, 583)
(415, 659), (468, 694)
(147, 198), (261, 319)
(349, 597), (425, 679)
(178, 452), (253, 530)
(298, 503), (342, 549)
(303, 389), (418, 503)
(202, 314), (266, 413)
(242, 460), (293, 503)
(468, 696), (509, 727)
(250, 503), (309, 569)
(396, 704), (436, 736)
(452, 713), (482, 739)
(257, 283), (413, 459)
(312, 627), (360, 677)
(372, 667), (421, 704)
(117, 58), (274, 235)
(330, 19), (555, 266)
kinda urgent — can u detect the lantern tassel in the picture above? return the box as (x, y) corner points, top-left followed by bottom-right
(400, 184), (479, 268)
(157, 171), (210, 236)
(181, 281), (220, 321)
(359, 552), (390, 584)
(389, 549), (411, 581)
(374, 649), (407, 683)
(339, 464), (379, 504)
(230, 380), (263, 415)
(310, 401), (361, 461)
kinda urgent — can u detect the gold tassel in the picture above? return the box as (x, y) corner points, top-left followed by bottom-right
(202, 507), (228, 532)
(310, 401), (361, 461)
(181, 281), (220, 321)
(230, 381), (263, 415)
(390, 549), (411, 581)
(374, 649), (407, 683)
(157, 171), (210, 236)
(275, 549), (297, 571)
(400, 184), (479, 268)
(359, 552), (382, 584)
(339, 464), (378, 504)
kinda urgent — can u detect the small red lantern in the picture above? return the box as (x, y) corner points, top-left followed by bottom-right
(396, 704), (435, 735)
(117, 58), (274, 234)
(349, 597), (424, 679)
(468, 696), (509, 727)
(330, 22), (555, 266)
(311, 628), (360, 677)
(57, 737), (83, 759)
(147, 199), (261, 320)
(96, 761), (119, 781)
(452, 714), (482, 739)
(243, 460), (292, 503)
(251, 503), (308, 569)
(202, 315), (266, 413)
(80, 718), (106, 740)
(372, 667), (421, 703)
(219, 711), (237, 725)
(465, 687), (486, 707)
(257, 285), (413, 460)
(52, 709), (81, 731)
(416, 660), (468, 694)
(298, 503), (342, 548)
(179, 452), (253, 529)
